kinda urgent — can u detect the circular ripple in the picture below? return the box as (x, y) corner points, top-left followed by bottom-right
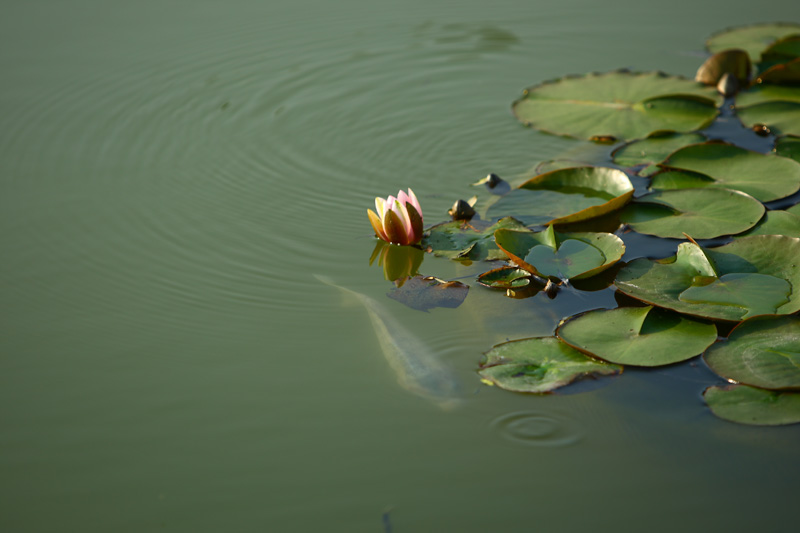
(491, 411), (583, 447)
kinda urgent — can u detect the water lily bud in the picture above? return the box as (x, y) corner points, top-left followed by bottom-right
(367, 189), (424, 245)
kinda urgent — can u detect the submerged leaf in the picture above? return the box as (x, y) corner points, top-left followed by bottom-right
(478, 337), (621, 393)
(387, 275), (469, 312)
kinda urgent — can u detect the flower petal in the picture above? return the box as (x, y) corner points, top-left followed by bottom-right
(406, 188), (423, 221)
(368, 209), (389, 242)
(382, 207), (409, 245)
(405, 203), (423, 244)
(392, 198), (414, 241)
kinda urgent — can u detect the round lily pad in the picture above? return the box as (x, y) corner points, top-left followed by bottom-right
(620, 188), (764, 239)
(612, 132), (706, 172)
(706, 23), (800, 60)
(736, 209), (800, 238)
(704, 316), (800, 390)
(422, 216), (527, 261)
(487, 167), (634, 226)
(656, 142), (800, 202)
(704, 384), (800, 426)
(615, 236), (800, 321)
(512, 71), (720, 141)
(494, 225), (625, 281)
(478, 337), (621, 393)
(735, 85), (800, 136)
(557, 306), (717, 367)
(476, 266), (531, 289)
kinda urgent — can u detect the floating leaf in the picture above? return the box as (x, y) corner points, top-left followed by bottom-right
(620, 189), (764, 239)
(736, 85), (800, 136)
(706, 23), (800, 60)
(422, 216), (526, 261)
(736, 209), (800, 238)
(487, 167), (634, 226)
(616, 236), (800, 321)
(612, 132), (705, 172)
(704, 385), (800, 426)
(495, 226), (625, 280)
(653, 142), (800, 202)
(512, 71), (719, 141)
(524, 240), (605, 280)
(386, 275), (469, 312)
(756, 57), (800, 84)
(478, 337), (621, 393)
(775, 135), (800, 162)
(704, 316), (800, 390)
(735, 84), (800, 106)
(695, 49), (751, 86)
(476, 266), (531, 289)
(557, 306), (717, 367)
(679, 273), (791, 318)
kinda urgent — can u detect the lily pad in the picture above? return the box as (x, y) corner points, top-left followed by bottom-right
(615, 236), (800, 321)
(620, 188), (764, 239)
(756, 57), (800, 84)
(557, 306), (717, 367)
(679, 273), (791, 318)
(704, 384), (800, 426)
(487, 167), (634, 226)
(706, 23), (800, 60)
(735, 85), (800, 136)
(704, 316), (800, 390)
(612, 132), (705, 172)
(775, 135), (800, 162)
(422, 216), (527, 261)
(494, 225), (625, 281)
(387, 275), (469, 312)
(476, 266), (531, 289)
(478, 337), (621, 393)
(512, 71), (720, 141)
(736, 209), (800, 238)
(653, 142), (800, 202)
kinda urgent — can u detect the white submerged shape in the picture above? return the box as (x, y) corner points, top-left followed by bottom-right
(314, 274), (462, 410)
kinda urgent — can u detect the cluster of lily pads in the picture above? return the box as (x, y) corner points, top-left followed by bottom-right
(370, 23), (800, 426)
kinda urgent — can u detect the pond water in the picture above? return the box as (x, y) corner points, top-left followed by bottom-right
(2, 0), (798, 531)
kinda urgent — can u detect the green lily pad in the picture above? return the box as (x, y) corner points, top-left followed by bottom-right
(735, 84), (800, 106)
(679, 273), (791, 318)
(512, 71), (720, 141)
(706, 23), (800, 60)
(557, 306), (717, 367)
(422, 216), (527, 261)
(620, 188), (764, 239)
(704, 384), (800, 426)
(487, 167), (634, 226)
(478, 337), (621, 393)
(704, 316), (800, 390)
(615, 236), (800, 321)
(760, 34), (800, 62)
(476, 266), (531, 289)
(495, 225), (625, 280)
(653, 142), (800, 202)
(736, 209), (800, 238)
(612, 132), (706, 172)
(756, 57), (800, 84)
(788, 203), (800, 217)
(735, 85), (800, 136)
(775, 135), (800, 162)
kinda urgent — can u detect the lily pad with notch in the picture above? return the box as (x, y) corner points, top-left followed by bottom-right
(512, 71), (720, 141)
(704, 384), (800, 426)
(615, 236), (800, 321)
(422, 216), (527, 261)
(704, 315), (800, 390)
(620, 188), (764, 239)
(557, 306), (717, 367)
(706, 23), (800, 61)
(476, 266), (532, 289)
(653, 142), (800, 202)
(478, 337), (621, 394)
(487, 166), (634, 226)
(494, 225), (625, 281)
(612, 132), (705, 174)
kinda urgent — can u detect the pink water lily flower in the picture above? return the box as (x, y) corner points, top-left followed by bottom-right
(367, 189), (424, 245)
